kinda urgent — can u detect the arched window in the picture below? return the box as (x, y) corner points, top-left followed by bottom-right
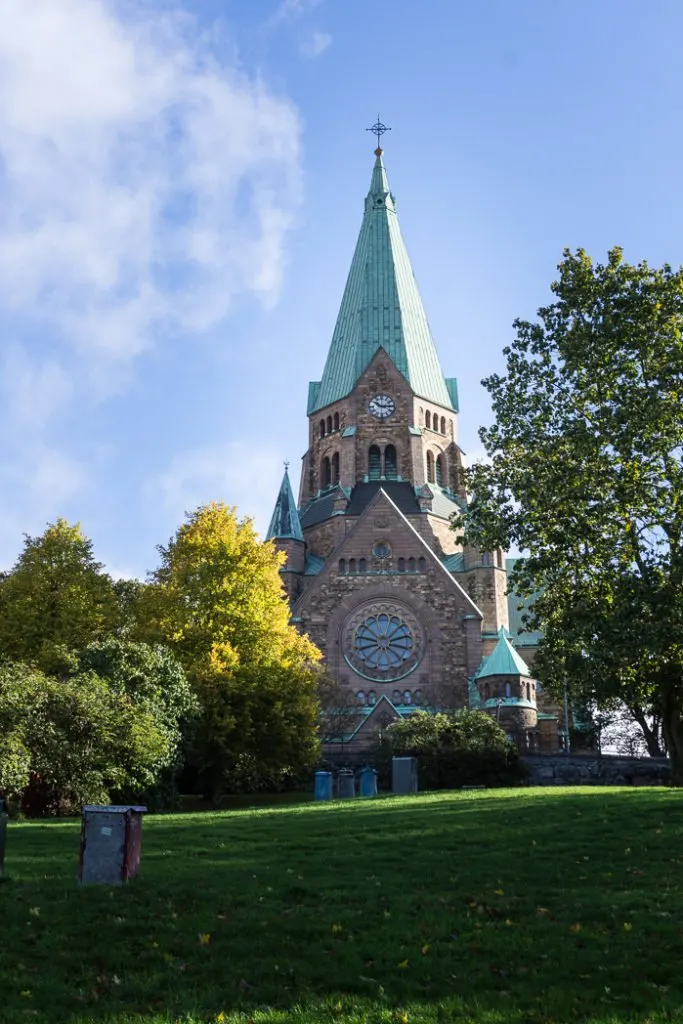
(358, 558), (367, 574)
(348, 558), (356, 573)
(407, 557), (416, 572)
(449, 420), (454, 438)
(319, 419), (325, 438)
(526, 682), (532, 701)
(418, 556), (426, 572)
(368, 444), (381, 480)
(326, 415), (332, 435)
(322, 457), (331, 488)
(496, 550), (504, 569)
(504, 682), (512, 698)
(482, 552), (493, 566)
(414, 689), (423, 706)
(356, 691), (365, 705)
(435, 454), (444, 486)
(425, 411), (431, 429)
(426, 451), (435, 483)
(441, 416), (446, 434)
(333, 412), (340, 431)
(368, 690), (376, 706)
(331, 452), (340, 485)
(398, 557), (405, 572)
(418, 407), (424, 426)
(384, 444), (398, 480)
(338, 559), (346, 574)
(392, 689), (401, 704)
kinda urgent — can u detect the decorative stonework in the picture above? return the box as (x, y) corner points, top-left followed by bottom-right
(343, 599), (425, 682)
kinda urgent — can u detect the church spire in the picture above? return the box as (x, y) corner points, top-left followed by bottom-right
(310, 138), (454, 414)
(266, 465), (303, 542)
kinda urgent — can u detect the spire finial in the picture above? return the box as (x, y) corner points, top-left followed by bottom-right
(366, 115), (391, 155)
(283, 459), (290, 471)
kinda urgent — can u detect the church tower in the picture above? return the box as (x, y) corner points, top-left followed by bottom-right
(267, 135), (538, 751)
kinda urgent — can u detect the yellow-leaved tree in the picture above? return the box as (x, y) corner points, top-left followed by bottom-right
(138, 503), (321, 802)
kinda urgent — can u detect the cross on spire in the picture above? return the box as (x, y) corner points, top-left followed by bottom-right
(366, 115), (391, 154)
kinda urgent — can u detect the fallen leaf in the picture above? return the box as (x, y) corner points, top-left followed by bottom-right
(421, 944), (430, 955)
(397, 959), (409, 969)
(198, 933), (211, 945)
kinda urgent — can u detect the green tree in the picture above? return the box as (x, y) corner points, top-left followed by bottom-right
(0, 662), (167, 815)
(456, 248), (683, 780)
(0, 519), (118, 673)
(138, 503), (322, 802)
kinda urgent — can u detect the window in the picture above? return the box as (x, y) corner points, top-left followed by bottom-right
(418, 407), (424, 425)
(322, 457), (331, 488)
(435, 454), (444, 486)
(319, 420), (325, 438)
(358, 558), (367, 574)
(331, 452), (340, 485)
(404, 689), (412, 705)
(425, 411), (431, 429)
(338, 559), (346, 574)
(333, 412), (340, 431)
(505, 682), (512, 697)
(368, 444), (381, 480)
(384, 444), (398, 480)
(407, 557), (416, 572)
(398, 557), (405, 572)
(441, 416), (446, 434)
(348, 558), (356, 573)
(426, 451), (435, 483)
(418, 556), (426, 572)
(326, 415), (332, 434)
(368, 690), (377, 706)
(526, 682), (532, 701)
(481, 552), (493, 566)
(392, 689), (402, 703)
(356, 691), (365, 705)
(414, 689), (423, 705)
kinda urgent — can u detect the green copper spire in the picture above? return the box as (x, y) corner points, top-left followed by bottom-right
(475, 627), (532, 679)
(311, 146), (454, 413)
(266, 465), (304, 542)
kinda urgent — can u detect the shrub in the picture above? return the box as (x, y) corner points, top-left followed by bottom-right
(375, 709), (527, 790)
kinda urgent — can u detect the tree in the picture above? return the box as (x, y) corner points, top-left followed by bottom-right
(456, 248), (683, 780)
(317, 674), (365, 756)
(0, 662), (167, 816)
(0, 519), (118, 673)
(137, 503), (322, 802)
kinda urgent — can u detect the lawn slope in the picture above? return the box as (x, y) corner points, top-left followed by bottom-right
(1, 787), (682, 1024)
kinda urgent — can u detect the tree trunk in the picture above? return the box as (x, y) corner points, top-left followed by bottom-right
(660, 684), (683, 786)
(628, 705), (666, 758)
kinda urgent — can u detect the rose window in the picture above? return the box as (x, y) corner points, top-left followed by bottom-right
(343, 601), (424, 682)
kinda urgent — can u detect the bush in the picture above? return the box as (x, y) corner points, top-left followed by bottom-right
(375, 709), (527, 790)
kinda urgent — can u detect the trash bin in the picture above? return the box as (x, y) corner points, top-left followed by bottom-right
(314, 771), (333, 801)
(337, 769), (355, 799)
(359, 767), (378, 797)
(79, 805), (147, 885)
(0, 800), (8, 878)
(392, 756), (418, 795)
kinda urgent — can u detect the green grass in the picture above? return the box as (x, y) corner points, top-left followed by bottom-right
(2, 787), (683, 1024)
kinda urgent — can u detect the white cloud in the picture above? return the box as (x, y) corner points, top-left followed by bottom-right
(299, 31), (333, 59)
(266, 0), (323, 29)
(155, 440), (288, 540)
(0, 0), (303, 567)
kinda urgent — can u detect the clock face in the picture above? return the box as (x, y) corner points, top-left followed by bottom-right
(368, 394), (395, 419)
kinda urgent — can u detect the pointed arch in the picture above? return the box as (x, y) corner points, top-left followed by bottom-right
(331, 452), (340, 485)
(384, 444), (398, 479)
(435, 454), (444, 486)
(426, 450), (435, 483)
(368, 444), (381, 480)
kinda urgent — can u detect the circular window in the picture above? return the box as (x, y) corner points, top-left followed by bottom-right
(343, 601), (425, 682)
(372, 540), (391, 559)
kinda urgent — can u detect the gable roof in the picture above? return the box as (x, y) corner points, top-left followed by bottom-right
(310, 150), (454, 413)
(293, 486), (483, 620)
(266, 467), (304, 542)
(475, 627), (531, 679)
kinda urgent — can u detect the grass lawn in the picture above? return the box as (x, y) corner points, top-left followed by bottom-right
(1, 787), (683, 1024)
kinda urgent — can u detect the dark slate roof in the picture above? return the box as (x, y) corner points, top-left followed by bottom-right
(300, 491), (338, 529)
(442, 552), (465, 573)
(304, 553), (325, 575)
(346, 481), (421, 517)
(266, 468), (303, 541)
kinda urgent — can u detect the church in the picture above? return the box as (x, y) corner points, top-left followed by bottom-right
(266, 138), (564, 756)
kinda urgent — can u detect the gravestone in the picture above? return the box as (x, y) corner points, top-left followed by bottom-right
(79, 805), (147, 885)
(392, 756), (418, 795)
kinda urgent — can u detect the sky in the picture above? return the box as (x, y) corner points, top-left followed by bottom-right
(2, 0), (683, 579)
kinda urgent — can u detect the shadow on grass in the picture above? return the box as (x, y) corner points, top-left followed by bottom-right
(1, 787), (683, 1024)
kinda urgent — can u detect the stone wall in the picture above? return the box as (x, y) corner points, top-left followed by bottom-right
(523, 753), (671, 786)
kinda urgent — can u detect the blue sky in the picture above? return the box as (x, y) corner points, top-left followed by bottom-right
(2, 0), (683, 578)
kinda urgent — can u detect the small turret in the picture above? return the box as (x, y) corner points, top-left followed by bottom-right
(267, 466), (305, 600)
